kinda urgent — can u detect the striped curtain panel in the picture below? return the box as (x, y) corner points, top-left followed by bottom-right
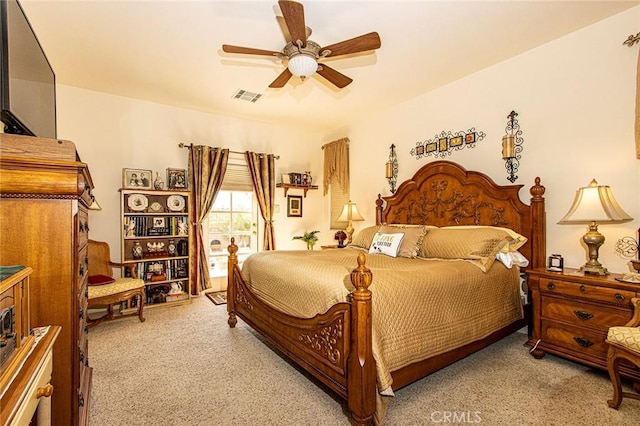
(245, 152), (277, 251)
(188, 145), (229, 294)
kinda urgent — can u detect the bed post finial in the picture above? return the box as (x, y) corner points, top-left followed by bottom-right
(348, 252), (376, 425)
(227, 237), (238, 327)
(376, 194), (384, 225)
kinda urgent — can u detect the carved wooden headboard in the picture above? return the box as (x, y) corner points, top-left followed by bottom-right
(375, 160), (546, 269)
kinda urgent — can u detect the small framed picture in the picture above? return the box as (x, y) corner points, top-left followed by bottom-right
(123, 168), (153, 190)
(547, 254), (564, 272)
(438, 137), (448, 152)
(465, 132), (477, 144)
(153, 217), (165, 228)
(281, 173), (291, 184)
(167, 168), (187, 190)
(450, 136), (463, 147)
(287, 195), (302, 217)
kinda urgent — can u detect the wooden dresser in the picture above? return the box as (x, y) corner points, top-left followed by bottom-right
(527, 267), (640, 380)
(0, 134), (94, 425)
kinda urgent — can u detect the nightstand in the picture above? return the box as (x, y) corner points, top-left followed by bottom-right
(527, 267), (640, 380)
(320, 245), (345, 250)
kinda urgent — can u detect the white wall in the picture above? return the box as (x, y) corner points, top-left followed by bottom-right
(332, 6), (640, 273)
(56, 87), (326, 257)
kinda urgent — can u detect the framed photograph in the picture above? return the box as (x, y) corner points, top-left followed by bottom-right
(123, 168), (153, 190)
(287, 195), (302, 217)
(153, 217), (165, 228)
(281, 173), (291, 184)
(167, 168), (187, 190)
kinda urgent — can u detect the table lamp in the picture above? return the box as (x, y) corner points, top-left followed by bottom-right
(337, 200), (364, 245)
(558, 179), (633, 275)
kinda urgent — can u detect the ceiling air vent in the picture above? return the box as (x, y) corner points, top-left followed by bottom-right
(232, 89), (262, 103)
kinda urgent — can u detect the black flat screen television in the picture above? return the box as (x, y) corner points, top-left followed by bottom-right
(0, 0), (56, 139)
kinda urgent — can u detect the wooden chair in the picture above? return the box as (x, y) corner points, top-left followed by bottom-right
(606, 297), (640, 409)
(87, 239), (145, 327)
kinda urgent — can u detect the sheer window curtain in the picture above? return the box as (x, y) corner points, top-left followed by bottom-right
(245, 151), (277, 250)
(188, 145), (229, 294)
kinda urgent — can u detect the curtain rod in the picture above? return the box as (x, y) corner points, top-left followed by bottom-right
(321, 139), (350, 149)
(178, 143), (279, 159)
(624, 32), (640, 47)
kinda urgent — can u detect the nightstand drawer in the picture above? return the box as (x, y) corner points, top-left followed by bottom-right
(539, 278), (635, 306)
(541, 296), (632, 331)
(541, 320), (607, 358)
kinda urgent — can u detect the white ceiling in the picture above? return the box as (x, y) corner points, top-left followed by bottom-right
(20, 0), (639, 132)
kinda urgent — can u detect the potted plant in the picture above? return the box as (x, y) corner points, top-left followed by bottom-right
(293, 230), (320, 250)
(334, 230), (347, 248)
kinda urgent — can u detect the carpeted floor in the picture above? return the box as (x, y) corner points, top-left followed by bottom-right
(88, 296), (640, 425)
(205, 291), (227, 305)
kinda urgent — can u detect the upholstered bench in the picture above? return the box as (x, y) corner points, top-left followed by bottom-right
(606, 297), (640, 409)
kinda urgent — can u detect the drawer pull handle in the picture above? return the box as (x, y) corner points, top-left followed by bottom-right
(579, 285), (586, 292)
(573, 310), (594, 320)
(37, 384), (54, 399)
(547, 282), (555, 290)
(573, 337), (594, 348)
(615, 293), (625, 303)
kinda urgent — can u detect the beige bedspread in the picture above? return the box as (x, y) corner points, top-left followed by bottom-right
(241, 248), (523, 392)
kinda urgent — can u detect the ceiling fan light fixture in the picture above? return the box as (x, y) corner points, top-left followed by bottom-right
(287, 54), (317, 80)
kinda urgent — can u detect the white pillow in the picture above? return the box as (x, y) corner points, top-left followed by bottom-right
(496, 251), (529, 269)
(369, 232), (405, 257)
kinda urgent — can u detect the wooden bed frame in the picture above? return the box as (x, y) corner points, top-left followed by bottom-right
(226, 160), (546, 425)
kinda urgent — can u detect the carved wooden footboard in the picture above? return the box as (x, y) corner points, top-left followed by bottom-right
(227, 247), (376, 425)
(226, 160), (546, 425)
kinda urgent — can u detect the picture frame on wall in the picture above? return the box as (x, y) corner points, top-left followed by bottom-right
(287, 195), (302, 217)
(167, 168), (187, 190)
(123, 168), (153, 190)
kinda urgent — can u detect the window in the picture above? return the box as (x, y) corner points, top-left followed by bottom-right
(207, 152), (258, 279)
(208, 190), (257, 278)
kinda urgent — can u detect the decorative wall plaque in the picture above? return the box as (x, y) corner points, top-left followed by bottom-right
(410, 128), (486, 160)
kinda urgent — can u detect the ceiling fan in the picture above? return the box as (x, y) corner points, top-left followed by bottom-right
(222, 0), (381, 89)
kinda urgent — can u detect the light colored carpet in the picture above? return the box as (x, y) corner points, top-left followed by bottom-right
(88, 296), (640, 425)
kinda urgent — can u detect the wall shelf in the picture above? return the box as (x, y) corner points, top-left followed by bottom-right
(276, 183), (318, 197)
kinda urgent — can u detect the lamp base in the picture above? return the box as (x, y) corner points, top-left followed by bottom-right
(580, 222), (608, 275)
(579, 263), (609, 276)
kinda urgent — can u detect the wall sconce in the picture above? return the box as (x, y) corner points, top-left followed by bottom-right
(385, 144), (398, 193)
(502, 110), (523, 183)
(559, 179), (633, 275)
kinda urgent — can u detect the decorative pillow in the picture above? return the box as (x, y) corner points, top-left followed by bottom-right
(368, 232), (405, 257)
(348, 226), (381, 250)
(419, 227), (511, 272)
(379, 225), (429, 258)
(88, 274), (116, 286)
(441, 225), (527, 253)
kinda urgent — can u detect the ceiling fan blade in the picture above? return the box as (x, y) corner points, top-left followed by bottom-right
(222, 45), (281, 57)
(321, 32), (381, 58)
(269, 68), (293, 88)
(278, 0), (306, 47)
(316, 64), (353, 89)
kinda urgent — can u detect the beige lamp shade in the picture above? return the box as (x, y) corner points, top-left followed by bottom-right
(558, 179), (632, 224)
(337, 201), (364, 222)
